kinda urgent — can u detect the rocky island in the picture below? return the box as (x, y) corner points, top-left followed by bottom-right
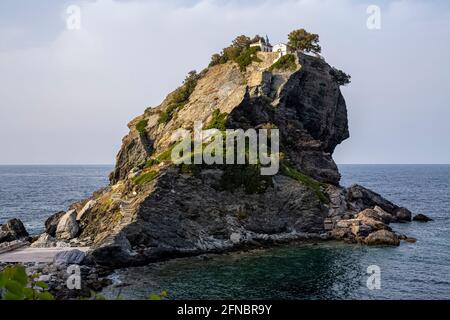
(0, 31), (430, 299)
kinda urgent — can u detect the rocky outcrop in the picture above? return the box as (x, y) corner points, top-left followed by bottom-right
(56, 210), (79, 241)
(40, 49), (417, 267)
(45, 211), (65, 237)
(0, 219), (29, 244)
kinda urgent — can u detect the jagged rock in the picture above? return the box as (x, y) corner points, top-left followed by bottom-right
(365, 230), (400, 246)
(56, 210), (79, 240)
(413, 214), (433, 222)
(0, 218), (29, 243)
(76, 200), (96, 221)
(45, 211), (65, 237)
(356, 209), (391, 231)
(89, 232), (135, 268)
(31, 233), (56, 248)
(393, 207), (412, 222)
(373, 206), (394, 224)
(53, 249), (86, 267)
(347, 185), (398, 214)
(351, 224), (372, 237)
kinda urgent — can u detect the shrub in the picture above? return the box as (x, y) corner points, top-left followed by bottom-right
(330, 68), (351, 86)
(135, 119), (148, 134)
(281, 163), (329, 203)
(204, 110), (228, 131)
(269, 54), (297, 72)
(287, 28), (321, 53)
(208, 35), (263, 71)
(133, 170), (158, 185)
(0, 265), (54, 300)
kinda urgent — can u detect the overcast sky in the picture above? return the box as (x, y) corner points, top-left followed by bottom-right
(0, 0), (449, 165)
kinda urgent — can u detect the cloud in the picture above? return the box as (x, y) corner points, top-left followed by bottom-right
(0, 0), (449, 164)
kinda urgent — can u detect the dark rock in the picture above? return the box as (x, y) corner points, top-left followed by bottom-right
(89, 232), (135, 268)
(413, 214), (433, 222)
(53, 249), (86, 267)
(347, 185), (398, 214)
(393, 207), (412, 222)
(0, 218), (29, 243)
(45, 211), (65, 237)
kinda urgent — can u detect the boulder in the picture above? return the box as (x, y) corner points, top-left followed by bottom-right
(347, 185), (398, 214)
(356, 209), (390, 231)
(404, 237), (417, 243)
(393, 207), (412, 222)
(45, 211), (65, 237)
(373, 206), (394, 224)
(351, 224), (372, 237)
(76, 200), (96, 221)
(53, 249), (86, 267)
(413, 214), (433, 222)
(365, 230), (400, 246)
(56, 210), (80, 240)
(89, 232), (135, 268)
(31, 233), (56, 248)
(0, 218), (29, 243)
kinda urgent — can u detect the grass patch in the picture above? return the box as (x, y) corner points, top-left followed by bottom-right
(135, 119), (148, 134)
(204, 110), (228, 131)
(269, 54), (296, 72)
(281, 163), (329, 204)
(133, 170), (158, 185)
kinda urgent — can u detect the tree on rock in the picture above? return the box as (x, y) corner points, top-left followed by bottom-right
(287, 28), (321, 53)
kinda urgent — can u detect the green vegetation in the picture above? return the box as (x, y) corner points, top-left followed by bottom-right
(133, 170), (158, 185)
(287, 28), (321, 53)
(220, 164), (272, 194)
(0, 265), (54, 300)
(135, 119), (149, 134)
(209, 35), (263, 71)
(269, 54), (297, 72)
(281, 163), (329, 204)
(204, 109), (228, 131)
(330, 67), (351, 86)
(159, 71), (200, 124)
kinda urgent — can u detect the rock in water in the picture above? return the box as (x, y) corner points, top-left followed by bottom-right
(56, 210), (79, 240)
(56, 48), (416, 267)
(413, 214), (433, 222)
(45, 211), (66, 237)
(393, 207), (412, 222)
(0, 218), (29, 243)
(365, 230), (400, 246)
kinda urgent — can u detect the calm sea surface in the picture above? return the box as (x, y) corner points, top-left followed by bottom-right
(0, 165), (449, 299)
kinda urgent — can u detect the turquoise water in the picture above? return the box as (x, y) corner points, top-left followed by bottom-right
(0, 165), (449, 299)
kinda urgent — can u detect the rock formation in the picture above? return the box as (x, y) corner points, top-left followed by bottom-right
(37, 50), (418, 267)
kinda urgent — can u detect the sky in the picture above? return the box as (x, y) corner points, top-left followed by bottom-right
(0, 0), (449, 165)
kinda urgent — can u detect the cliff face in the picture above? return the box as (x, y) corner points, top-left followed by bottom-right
(65, 51), (354, 266)
(110, 52), (348, 185)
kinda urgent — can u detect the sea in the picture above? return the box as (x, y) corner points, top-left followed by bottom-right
(0, 164), (449, 299)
